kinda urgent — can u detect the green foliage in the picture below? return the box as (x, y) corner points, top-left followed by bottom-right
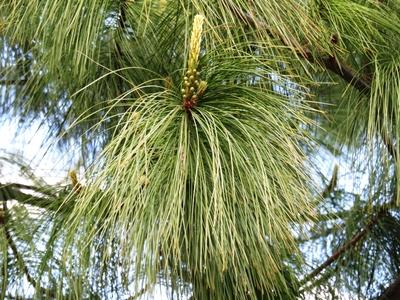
(1, 0), (400, 299)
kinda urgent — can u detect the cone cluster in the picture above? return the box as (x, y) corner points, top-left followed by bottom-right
(182, 15), (206, 111)
(182, 68), (201, 110)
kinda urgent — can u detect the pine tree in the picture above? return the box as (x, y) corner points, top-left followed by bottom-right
(1, 0), (400, 299)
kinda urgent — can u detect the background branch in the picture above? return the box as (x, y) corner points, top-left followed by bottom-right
(1, 201), (56, 298)
(301, 205), (391, 288)
(379, 275), (400, 300)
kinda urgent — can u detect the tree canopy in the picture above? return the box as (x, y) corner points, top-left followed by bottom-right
(1, 0), (400, 299)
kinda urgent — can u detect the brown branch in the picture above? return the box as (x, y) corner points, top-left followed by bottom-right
(319, 56), (371, 94)
(321, 164), (339, 198)
(2, 212), (36, 287)
(225, 1), (371, 93)
(0, 183), (56, 210)
(1, 183), (54, 195)
(118, 0), (128, 31)
(1, 202), (55, 298)
(301, 207), (388, 286)
(127, 283), (152, 300)
(227, 2), (398, 161)
(382, 133), (397, 162)
(379, 275), (400, 300)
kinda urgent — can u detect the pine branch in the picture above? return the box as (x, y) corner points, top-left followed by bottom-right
(1, 183), (53, 195)
(2, 209), (36, 288)
(379, 275), (400, 300)
(301, 205), (390, 287)
(227, 1), (399, 168)
(127, 283), (152, 300)
(382, 133), (397, 162)
(1, 202), (56, 298)
(118, 0), (128, 31)
(225, 1), (371, 93)
(115, 1), (126, 59)
(319, 55), (371, 94)
(321, 164), (339, 198)
(0, 183), (57, 210)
